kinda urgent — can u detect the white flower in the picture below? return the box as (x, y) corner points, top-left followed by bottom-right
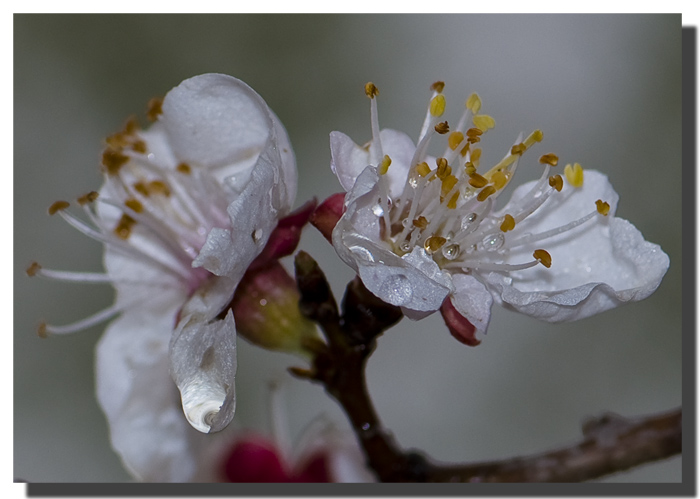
(330, 82), (669, 343)
(29, 74), (297, 480)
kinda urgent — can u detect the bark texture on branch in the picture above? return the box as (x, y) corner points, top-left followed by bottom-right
(291, 251), (682, 483)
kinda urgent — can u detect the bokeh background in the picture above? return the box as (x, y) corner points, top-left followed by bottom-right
(14, 14), (682, 482)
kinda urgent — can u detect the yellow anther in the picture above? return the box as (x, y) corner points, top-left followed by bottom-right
(473, 114), (495, 132)
(416, 162), (431, 177)
(460, 143), (470, 157)
(465, 163), (477, 175)
(424, 236), (447, 253)
(447, 191), (460, 210)
(548, 175), (563, 192)
(477, 185), (496, 202)
(448, 131), (465, 150)
(533, 249), (552, 268)
(523, 129), (544, 147)
(466, 93), (482, 114)
(114, 214), (136, 240)
(77, 191), (99, 205)
(378, 155), (392, 175)
(176, 163), (192, 174)
(37, 323), (48, 339)
(131, 140), (147, 154)
(146, 97), (163, 122)
(510, 143), (527, 156)
(500, 214), (516, 232)
(430, 81), (445, 93)
(125, 198), (144, 213)
(413, 216), (428, 229)
(430, 94), (446, 117)
(564, 163), (584, 187)
(434, 121), (449, 134)
(441, 174), (458, 198)
(470, 148), (482, 164)
(48, 200), (70, 215)
(364, 82), (379, 98)
(539, 153), (559, 166)
(133, 182), (149, 197)
(466, 127), (483, 144)
(468, 173), (488, 188)
(102, 149), (130, 175)
(436, 158), (451, 179)
(26, 261), (41, 277)
(595, 199), (610, 216)
(148, 180), (171, 196)
(491, 170), (510, 190)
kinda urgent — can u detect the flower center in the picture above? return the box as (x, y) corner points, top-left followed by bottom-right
(364, 82), (612, 275)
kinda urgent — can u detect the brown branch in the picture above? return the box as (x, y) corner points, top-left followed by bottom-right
(291, 251), (682, 482)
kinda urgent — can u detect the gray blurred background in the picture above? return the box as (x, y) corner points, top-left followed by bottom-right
(14, 15), (682, 482)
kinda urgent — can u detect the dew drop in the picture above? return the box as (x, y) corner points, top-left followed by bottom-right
(399, 240), (411, 252)
(401, 218), (411, 228)
(408, 176), (419, 188)
(371, 204), (384, 217)
(252, 228), (263, 242)
(482, 233), (505, 251)
(442, 244), (460, 260)
(378, 274), (413, 306)
(461, 213), (477, 230)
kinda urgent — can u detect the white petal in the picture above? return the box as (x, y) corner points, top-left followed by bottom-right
(330, 131), (371, 193)
(162, 74), (270, 171)
(484, 216), (669, 322)
(193, 160), (279, 278)
(377, 129), (417, 199)
(450, 274), (493, 336)
(96, 309), (207, 482)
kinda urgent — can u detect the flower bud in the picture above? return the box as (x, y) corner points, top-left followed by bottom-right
(232, 261), (319, 355)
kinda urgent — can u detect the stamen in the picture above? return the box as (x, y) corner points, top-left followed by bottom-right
(500, 214), (515, 232)
(539, 153), (559, 166)
(510, 143), (526, 156)
(436, 158), (451, 179)
(477, 185), (496, 202)
(595, 199), (610, 216)
(430, 95), (446, 117)
(445, 258), (540, 272)
(413, 216), (428, 229)
(466, 93), (482, 114)
(533, 249), (552, 268)
(434, 121), (449, 134)
(364, 82), (379, 98)
(27, 265), (114, 283)
(48, 201), (70, 215)
(470, 148), (482, 164)
(508, 210), (598, 248)
(448, 131), (465, 150)
(38, 303), (123, 336)
(132, 140), (147, 154)
(549, 175), (563, 192)
(430, 81), (445, 93)
(491, 171), (510, 190)
(177, 162), (192, 175)
(26, 262), (41, 276)
(146, 97), (163, 122)
(466, 127), (483, 143)
(416, 162), (431, 177)
(564, 163), (584, 187)
(378, 155), (392, 175)
(102, 149), (130, 175)
(114, 214), (137, 239)
(473, 114), (495, 132)
(424, 236), (447, 254)
(468, 173), (488, 188)
(77, 191), (99, 206)
(125, 198), (144, 213)
(441, 175), (458, 198)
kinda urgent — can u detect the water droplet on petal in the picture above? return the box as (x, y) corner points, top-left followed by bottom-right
(461, 213), (477, 230)
(408, 176), (419, 188)
(482, 233), (505, 251)
(371, 204), (384, 217)
(379, 274), (413, 306)
(442, 244), (460, 260)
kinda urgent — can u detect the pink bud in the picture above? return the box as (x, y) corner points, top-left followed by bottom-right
(310, 192), (345, 243)
(220, 436), (291, 482)
(440, 297), (481, 347)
